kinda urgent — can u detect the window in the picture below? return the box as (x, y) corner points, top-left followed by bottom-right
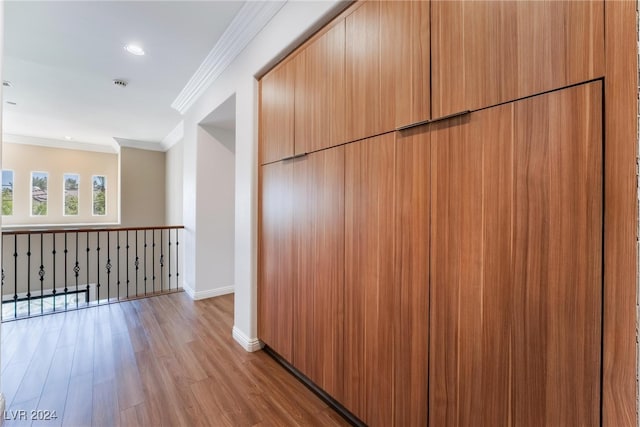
(31, 172), (48, 216)
(64, 173), (79, 216)
(2, 170), (13, 216)
(92, 175), (106, 216)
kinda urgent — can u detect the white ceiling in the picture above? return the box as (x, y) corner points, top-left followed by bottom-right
(2, 0), (245, 151)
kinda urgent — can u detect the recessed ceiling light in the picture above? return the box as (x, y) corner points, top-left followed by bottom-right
(2, 81), (12, 88)
(5, 101), (16, 106)
(124, 44), (145, 56)
(64, 136), (73, 141)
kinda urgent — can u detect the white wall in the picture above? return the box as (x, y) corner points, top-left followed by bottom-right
(182, 125), (235, 300)
(165, 141), (183, 225)
(181, 1), (345, 350)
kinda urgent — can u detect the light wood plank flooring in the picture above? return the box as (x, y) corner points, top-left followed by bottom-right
(1, 292), (348, 426)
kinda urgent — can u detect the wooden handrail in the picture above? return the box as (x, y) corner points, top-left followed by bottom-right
(1, 225), (185, 236)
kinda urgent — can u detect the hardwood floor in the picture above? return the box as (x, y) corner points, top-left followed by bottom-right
(1, 292), (349, 427)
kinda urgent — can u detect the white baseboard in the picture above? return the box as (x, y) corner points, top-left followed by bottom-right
(0, 393), (5, 426)
(233, 326), (263, 352)
(183, 283), (234, 300)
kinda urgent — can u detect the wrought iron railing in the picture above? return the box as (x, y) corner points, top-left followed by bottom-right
(0, 225), (184, 321)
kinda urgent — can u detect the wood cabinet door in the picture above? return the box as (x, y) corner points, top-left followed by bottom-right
(430, 81), (603, 426)
(258, 161), (295, 362)
(345, 0), (430, 143)
(292, 147), (345, 400)
(431, 0), (604, 117)
(260, 56), (297, 164)
(395, 126), (430, 427)
(344, 133), (396, 426)
(294, 22), (345, 154)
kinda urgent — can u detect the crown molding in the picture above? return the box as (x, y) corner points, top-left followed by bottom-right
(171, 1), (286, 115)
(114, 137), (166, 152)
(3, 133), (117, 154)
(161, 121), (184, 151)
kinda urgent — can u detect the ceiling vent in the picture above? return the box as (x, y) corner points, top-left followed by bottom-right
(2, 81), (12, 88)
(113, 79), (128, 88)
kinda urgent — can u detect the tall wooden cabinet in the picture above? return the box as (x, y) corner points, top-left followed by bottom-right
(344, 134), (396, 426)
(394, 127), (430, 427)
(259, 149), (345, 393)
(292, 148), (345, 400)
(430, 82), (602, 426)
(258, 161), (294, 362)
(258, 1), (635, 426)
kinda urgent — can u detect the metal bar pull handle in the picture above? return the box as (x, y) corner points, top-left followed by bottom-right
(282, 152), (308, 161)
(396, 110), (471, 132)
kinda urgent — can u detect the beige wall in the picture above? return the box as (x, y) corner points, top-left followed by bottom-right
(165, 141), (183, 225)
(120, 147), (165, 227)
(2, 142), (119, 225)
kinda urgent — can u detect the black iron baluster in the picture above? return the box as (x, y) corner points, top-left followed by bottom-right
(126, 231), (130, 299)
(13, 235), (17, 319)
(175, 229), (180, 289)
(117, 231), (121, 301)
(86, 233), (90, 306)
(144, 230), (148, 295)
(39, 234), (44, 315)
(27, 234), (32, 317)
(52, 234), (57, 311)
(152, 230), (156, 293)
(64, 233), (69, 310)
(168, 230), (172, 291)
(96, 232), (101, 304)
(135, 231), (139, 297)
(160, 230), (164, 292)
(74, 232), (80, 309)
(106, 232), (111, 303)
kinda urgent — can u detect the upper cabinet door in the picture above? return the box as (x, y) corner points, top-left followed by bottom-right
(260, 56), (297, 164)
(431, 0), (604, 117)
(295, 22), (345, 154)
(346, 1), (430, 142)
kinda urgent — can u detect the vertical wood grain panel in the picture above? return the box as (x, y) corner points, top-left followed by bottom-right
(381, 0), (431, 129)
(346, 1), (430, 142)
(429, 113), (487, 426)
(603, 1), (638, 425)
(394, 127), (429, 426)
(431, 0), (604, 117)
(293, 148), (345, 401)
(512, 82), (602, 426)
(344, 133), (396, 426)
(430, 82), (602, 426)
(260, 58), (297, 164)
(258, 162), (294, 362)
(295, 22), (345, 154)
(345, 1), (382, 143)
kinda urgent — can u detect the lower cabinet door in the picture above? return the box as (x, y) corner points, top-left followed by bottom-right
(430, 81), (603, 426)
(344, 133), (397, 426)
(292, 147), (345, 401)
(259, 161), (295, 362)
